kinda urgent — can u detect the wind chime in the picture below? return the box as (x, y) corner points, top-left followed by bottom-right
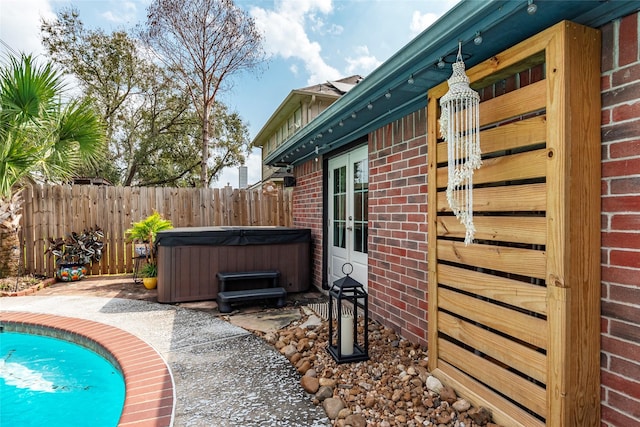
(439, 42), (482, 245)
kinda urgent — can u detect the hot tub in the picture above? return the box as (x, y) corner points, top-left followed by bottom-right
(156, 226), (311, 303)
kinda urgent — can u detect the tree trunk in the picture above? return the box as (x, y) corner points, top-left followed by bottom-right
(0, 192), (23, 278)
(124, 163), (137, 187)
(0, 228), (20, 278)
(201, 98), (210, 186)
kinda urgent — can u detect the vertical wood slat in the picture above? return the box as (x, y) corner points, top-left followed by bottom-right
(232, 189), (240, 225)
(113, 186), (125, 275)
(127, 186), (141, 274)
(240, 189), (247, 225)
(213, 188), (221, 226)
(223, 189), (231, 225)
(278, 191), (285, 226)
(19, 184), (293, 276)
(545, 22), (602, 426)
(210, 188), (216, 225)
(22, 186), (34, 274)
(140, 186), (149, 220)
(103, 188), (116, 274)
(426, 90), (440, 377)
(84, 185), (97, 274)
(33, 185), (44, 275)
(107, 185), (117, 274)
(282, 191), (287, 226)
(123, 186), (133, 272)
(103, 185), (112, 274)
(282, 191), (288, 227)
(45, 184), (56, 275)
(162, 187), (171, 226)
(52, 185), (63, 240)
(192, 188), (201, 227)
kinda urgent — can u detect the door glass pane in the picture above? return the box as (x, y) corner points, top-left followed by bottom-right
(352, 158), (368, 254)
(334, 166), (346, 194)
(333, 166), (347, 249)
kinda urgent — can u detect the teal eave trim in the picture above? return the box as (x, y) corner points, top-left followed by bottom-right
(264, 0), (640, 166)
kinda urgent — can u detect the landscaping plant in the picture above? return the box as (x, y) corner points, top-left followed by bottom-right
(125, 211), (172, 277)
(46, 226), (105, 266)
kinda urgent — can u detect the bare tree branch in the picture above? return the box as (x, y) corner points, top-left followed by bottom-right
(142, 0), (266, 186)
(139, 161), (202, 187)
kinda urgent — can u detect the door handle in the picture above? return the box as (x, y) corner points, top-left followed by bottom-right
(347, 226), (353, 231)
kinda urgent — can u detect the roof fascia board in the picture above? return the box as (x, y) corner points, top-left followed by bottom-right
(252, 89), (341, 145)
(253, 90), (306, 145)
(575, 2), (640, 27)
(292, 94), (428, 165)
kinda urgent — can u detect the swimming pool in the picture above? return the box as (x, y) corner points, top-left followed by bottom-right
(0, 311), (174, 426)
(1, 332), (125, 427)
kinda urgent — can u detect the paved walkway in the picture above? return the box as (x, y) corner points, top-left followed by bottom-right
(1, 278), (329, 426)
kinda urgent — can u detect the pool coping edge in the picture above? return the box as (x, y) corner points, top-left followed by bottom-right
(0, 311), (175, 427)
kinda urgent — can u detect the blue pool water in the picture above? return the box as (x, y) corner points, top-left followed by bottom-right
(0, 332), (125, 427)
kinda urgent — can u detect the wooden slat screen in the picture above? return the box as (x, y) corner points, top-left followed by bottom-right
(19, 185), (293, 277)
(427, 21), (601, 426)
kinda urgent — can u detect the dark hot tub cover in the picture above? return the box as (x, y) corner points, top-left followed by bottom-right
(156, 226), (311, 247)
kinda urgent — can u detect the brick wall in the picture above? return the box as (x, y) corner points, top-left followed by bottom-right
(292, 159), (324, 290)
(600, 11), (640, 427)
(291, 11), (640, 426)
(368, 110), (429, 346)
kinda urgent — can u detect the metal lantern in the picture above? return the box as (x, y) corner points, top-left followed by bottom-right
(327, 263), (369, 363)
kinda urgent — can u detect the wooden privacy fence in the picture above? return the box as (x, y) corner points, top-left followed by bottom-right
(19, 184), (293, 277)
(427, 22), (600, 426)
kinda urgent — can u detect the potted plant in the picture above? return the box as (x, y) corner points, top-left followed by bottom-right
(125, 211), (172, 289)
(139, 263), (159, 289)
(46, 226), (104, 281)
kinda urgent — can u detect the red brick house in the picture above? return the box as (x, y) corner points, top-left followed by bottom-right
(262, 1), (640, 425)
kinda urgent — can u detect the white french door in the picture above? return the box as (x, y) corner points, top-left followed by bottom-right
(328, 145), (368, 289)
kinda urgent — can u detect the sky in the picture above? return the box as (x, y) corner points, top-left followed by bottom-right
(0, 0), (459, 188)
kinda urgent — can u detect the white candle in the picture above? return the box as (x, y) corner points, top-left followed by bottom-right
(340, 314), (354, 356)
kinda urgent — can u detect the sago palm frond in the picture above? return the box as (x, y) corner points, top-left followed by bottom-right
(0, 130), (40, 197)
(0, 53), (105, 193)
(53, 98), (105, 165)
(0, 54), (63, 126)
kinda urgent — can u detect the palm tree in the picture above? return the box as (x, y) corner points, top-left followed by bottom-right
(0, 53), (105, 278)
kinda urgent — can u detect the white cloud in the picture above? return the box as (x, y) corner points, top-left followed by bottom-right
(274, 0), (333, 19)
(325, 23), (344, 36)
(409, 0), (462, 37)
(101, 1), (137, 24)
(251, 0), (341, 85)
(0, 0), (56, 57)
(409, 11), (438, 37)
(310, 17), (343, 36)
(345, 45), (381, 76)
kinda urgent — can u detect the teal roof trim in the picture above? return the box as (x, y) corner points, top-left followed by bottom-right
(265, 0), (640, 166)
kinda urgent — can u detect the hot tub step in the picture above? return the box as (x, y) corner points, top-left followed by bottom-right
(216, 270), (280, 292)
(217, 287), (287, 313)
